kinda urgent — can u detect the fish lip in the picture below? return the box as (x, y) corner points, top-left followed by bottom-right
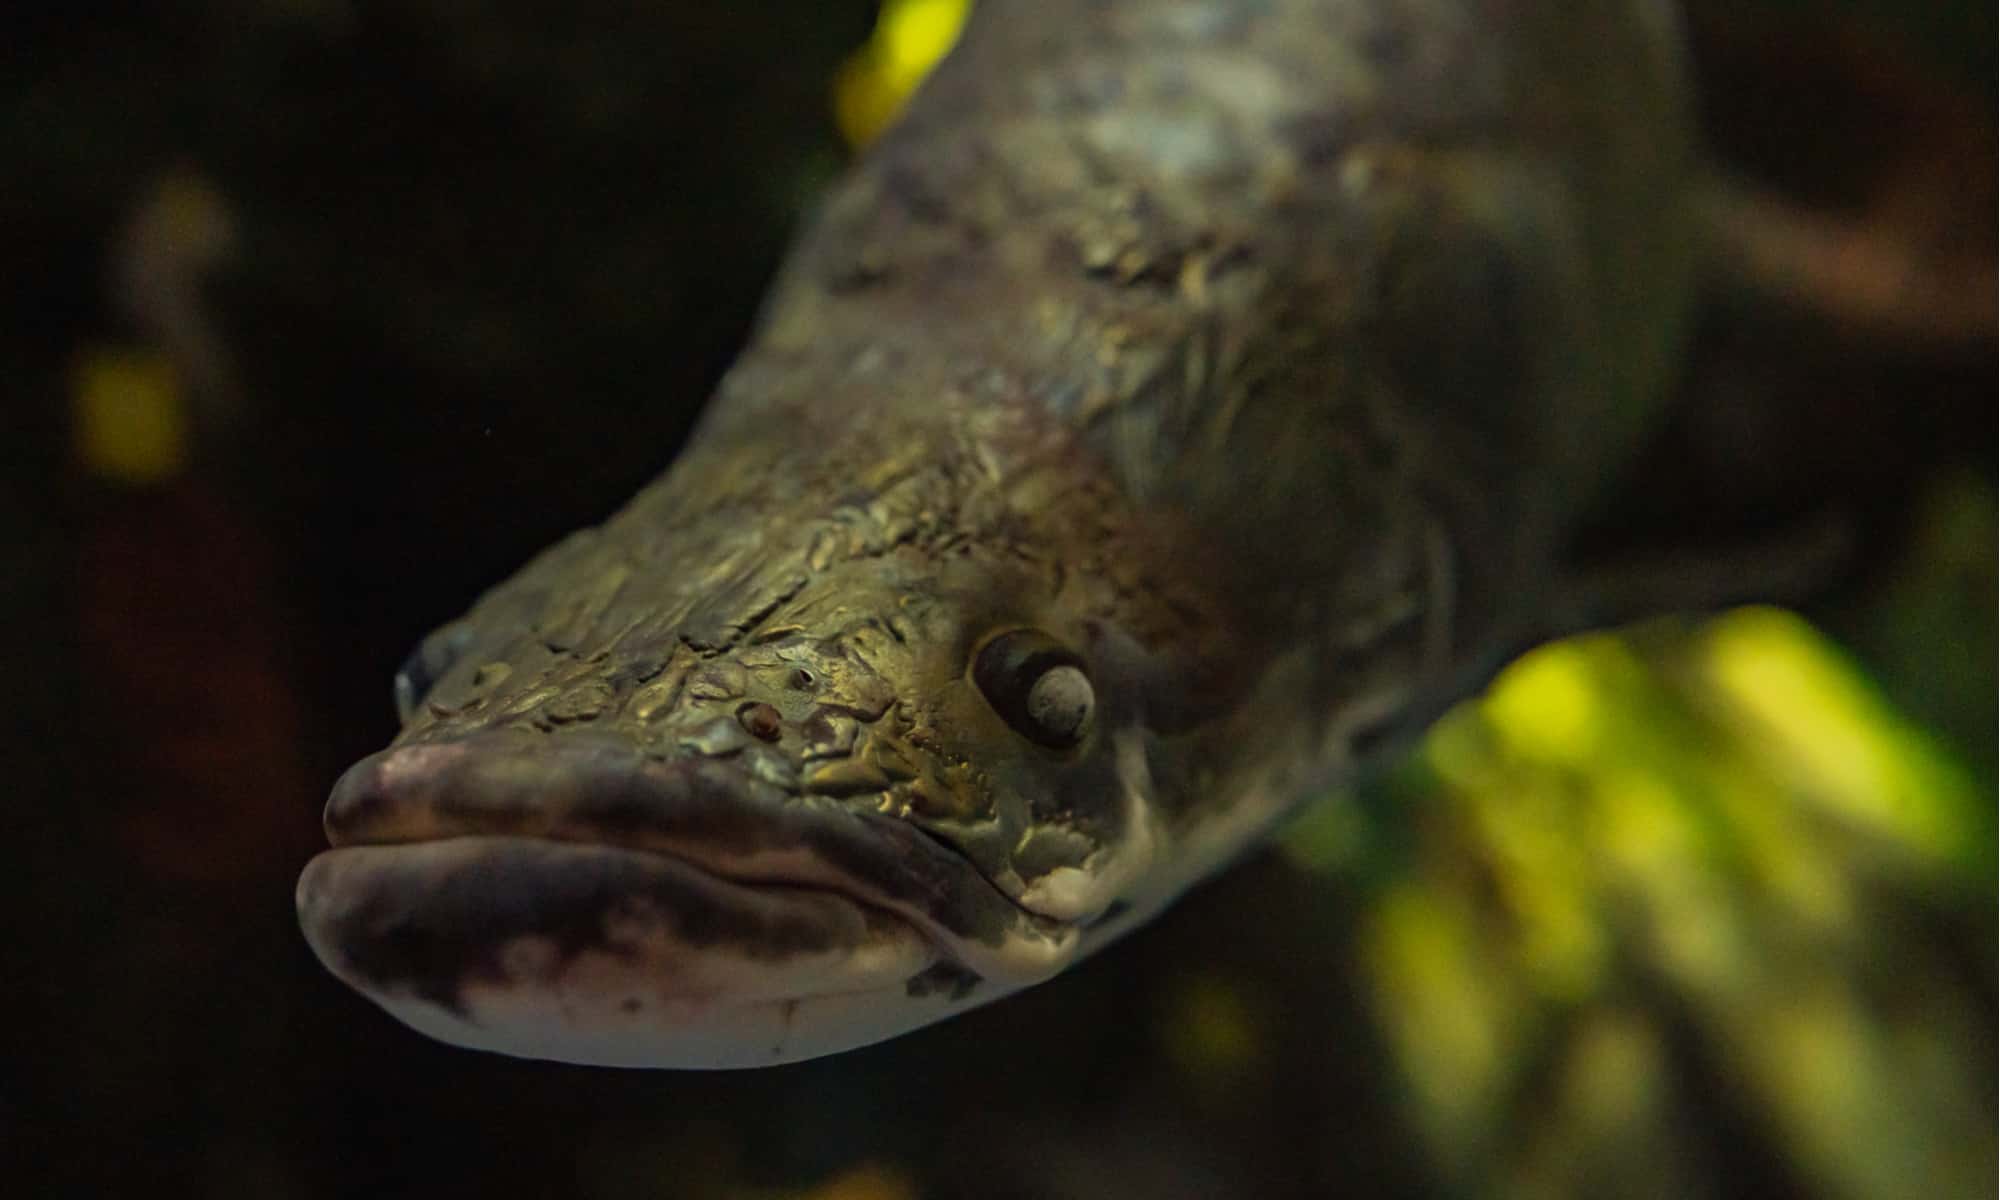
(318, 731), (1080, 984)
(295, 835), (944, 1067)
(299, 835), (927, 997)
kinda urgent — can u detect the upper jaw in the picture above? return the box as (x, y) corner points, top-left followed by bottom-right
(318, 730), (1081, 983)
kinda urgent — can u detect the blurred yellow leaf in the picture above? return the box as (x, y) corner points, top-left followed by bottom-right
(1482, 639), (1609, 765)
(1702, 606), (1978, 871)
(1332, 602), (1991, 1198)
(1364, 883), (1523, 1154)
(72, 347), (189, 484)
(834, 0), (972, 149)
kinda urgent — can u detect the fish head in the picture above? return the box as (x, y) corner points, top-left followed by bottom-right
(297, 436), (1267, 1068)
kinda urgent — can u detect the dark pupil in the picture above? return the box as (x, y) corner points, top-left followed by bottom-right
(973, 630), (1088, 748)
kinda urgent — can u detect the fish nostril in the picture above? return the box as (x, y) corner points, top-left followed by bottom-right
(799, 709), (858, 760)
(789, 668), (816, 691)
(393, 622), (476, 722)
(738, 701), (783, 742)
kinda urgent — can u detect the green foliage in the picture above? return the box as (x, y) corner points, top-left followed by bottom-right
(1286, 608), (1994, 1198)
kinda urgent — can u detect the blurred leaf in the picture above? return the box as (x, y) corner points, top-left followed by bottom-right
(72, 346), (188, 484)
(833, 0), (972, 149)
(1291, 605), (1994, 1198)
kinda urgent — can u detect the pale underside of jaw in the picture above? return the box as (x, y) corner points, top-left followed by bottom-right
(297, 835), (1051, 1068)
(380, 959), (993, 1069)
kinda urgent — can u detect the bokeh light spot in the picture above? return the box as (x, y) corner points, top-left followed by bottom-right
(72, 347), (189, 484)
(834, 0), (973, 149)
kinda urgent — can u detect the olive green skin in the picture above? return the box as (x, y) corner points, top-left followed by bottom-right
(300, 0), (1700, 1064)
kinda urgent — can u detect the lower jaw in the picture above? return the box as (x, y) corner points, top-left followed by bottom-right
(368, 962), (989, 1068)
(295, 835), (943, 1068)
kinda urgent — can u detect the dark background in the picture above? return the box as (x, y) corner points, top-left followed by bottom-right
(5, 2), (1993, 1197)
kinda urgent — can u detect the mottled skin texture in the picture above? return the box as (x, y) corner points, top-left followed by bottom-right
(297, 0), (1701, 1066)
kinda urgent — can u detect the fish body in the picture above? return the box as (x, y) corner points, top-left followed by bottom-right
(297, 0), (1699, 1066)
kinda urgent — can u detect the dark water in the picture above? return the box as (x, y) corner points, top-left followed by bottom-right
(7, 3), (1992, 1197)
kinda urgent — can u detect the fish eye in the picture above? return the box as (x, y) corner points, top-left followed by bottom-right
(971, 629), (1094, 749)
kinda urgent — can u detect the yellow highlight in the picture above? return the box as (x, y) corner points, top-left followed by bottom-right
(834, 0), (973, 149)
(1593, 769), (1701, 877)
(1423, 705), (1499, 791)
(1365, 884), (1512, 1139)
(1702, 606), (1975, 866)
(72, 348), (190, 484)
(1498, 860), (1607, 1002)
(1481, 640), (1605, 764)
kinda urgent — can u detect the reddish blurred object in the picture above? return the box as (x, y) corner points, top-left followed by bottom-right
(1685, 0), (1997, 348)
(76, 481), (317, 886)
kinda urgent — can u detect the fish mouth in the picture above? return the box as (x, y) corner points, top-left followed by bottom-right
(295, 731), (1078, 1068)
